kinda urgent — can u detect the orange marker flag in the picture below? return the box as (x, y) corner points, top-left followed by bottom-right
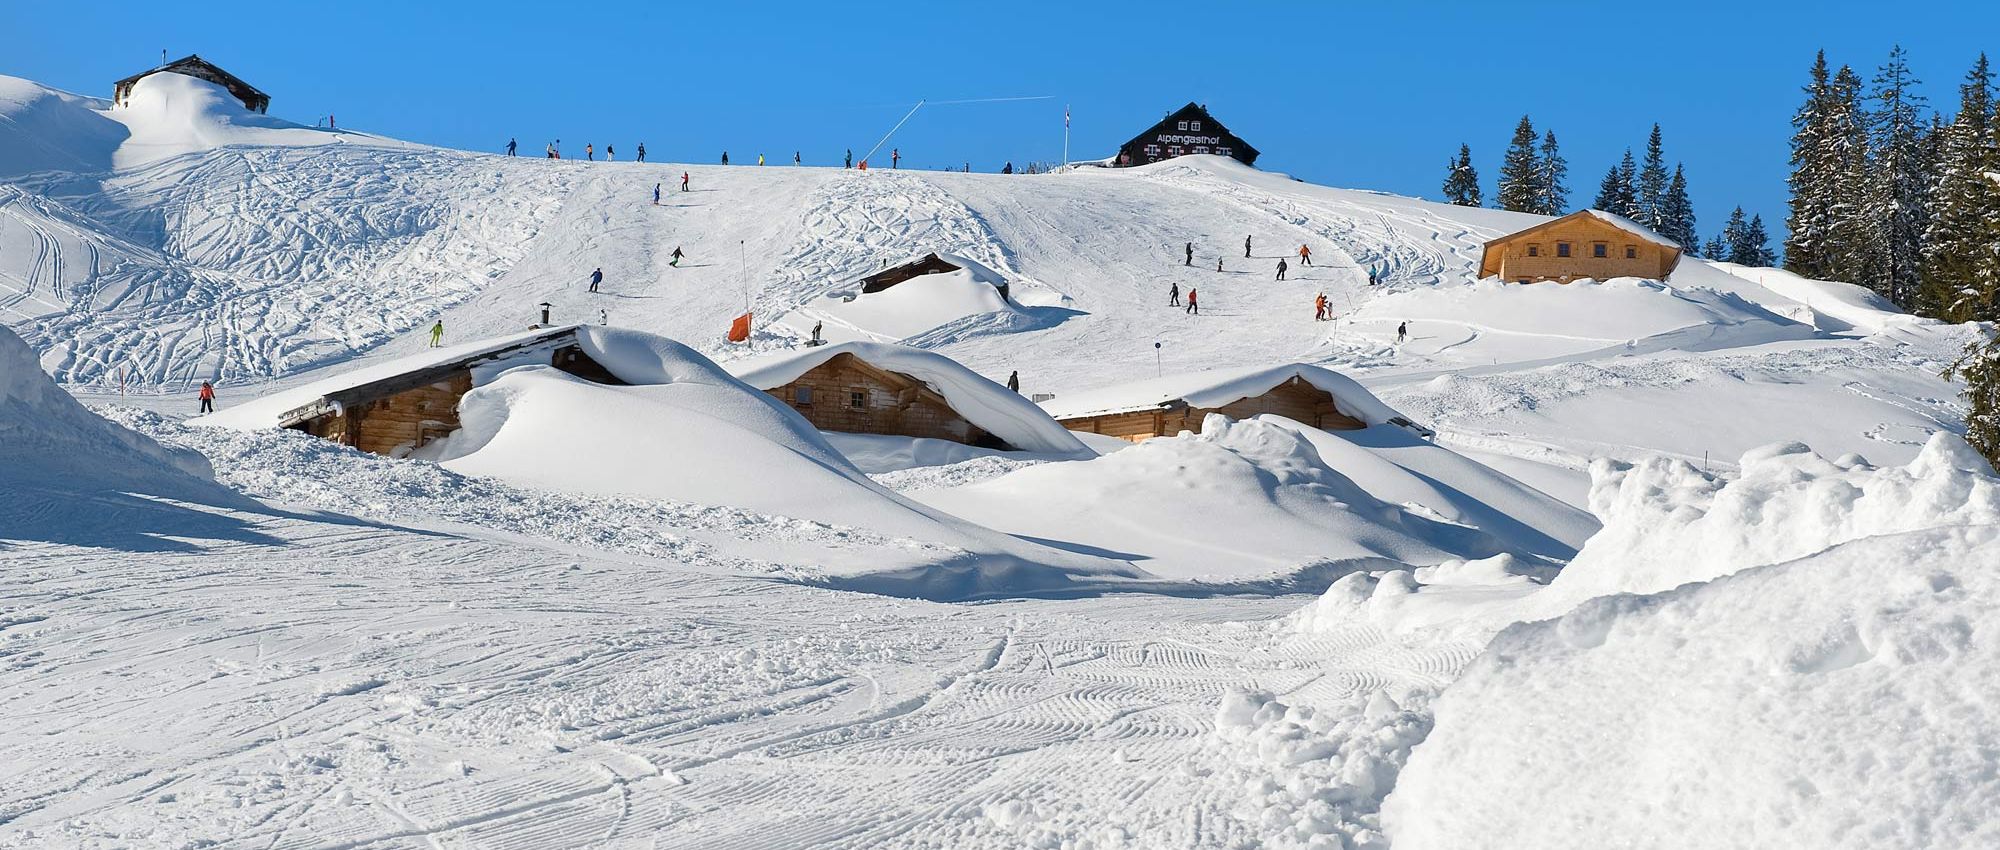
(727, 311), (753, 343)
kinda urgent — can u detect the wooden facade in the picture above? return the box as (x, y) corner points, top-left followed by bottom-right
(763, 352), (1010, 449)
(1056, 376), (1364, 442)
(1478, 210), (1682, 283)
(281, 331), (622, 458)
(861, 254), (963, 294)
(1114, 103), (1259, 168)
(114, 55), (271, 114)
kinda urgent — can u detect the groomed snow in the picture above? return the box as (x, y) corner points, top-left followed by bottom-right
(727, 340), (1090, 456)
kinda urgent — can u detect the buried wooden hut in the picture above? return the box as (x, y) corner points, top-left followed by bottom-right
(1478, 209), (1683, 284)
(1040, 363), (1430, 443)
(114, 54), (271, 113)
(270, 326), (622, 457)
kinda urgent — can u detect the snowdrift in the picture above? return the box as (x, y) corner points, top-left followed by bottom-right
(775, 254), (1025, 343)
(1385, 525), (2000, 850)
(1704, 261), (1929, 336)
(726, 341), (1090, 456)
(914, 414), (1535, 583)
(0, 75), (127, 177)
(0, 325), (212, 494)
(110, 72), (415, 169)
(1040, 362), (1415, 429)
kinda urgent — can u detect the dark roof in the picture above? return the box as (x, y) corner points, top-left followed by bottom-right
(1118, 102), (1261, 162)
(115, 55), (269, 104)
(275, 326), (585, 428)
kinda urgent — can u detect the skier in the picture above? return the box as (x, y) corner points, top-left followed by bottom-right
(891, 148), (900, 169)
(506, 138), (517, 156)
(1314, 293), (1327, 321)
(586, 143), (594, 161)
(606, 144), (615, 161)
(546, 142), (556, 159)
(1002, 162), (1013, 175)
(1368, 270), (1379, 286)
(637, 142), (646, 162)
(589, 267), (603, 293)
(845, 148), (853, 169)
(758, 153), (765, 166)
(1184, 242), (1193, 266)
(429, 320), (444, 348)
(1169, 282), (1180, 307)
(794, 151), (801, 165)
(1299, 244), (1312, 266)
(722, 151), (729, 165)
(654, 183), (661, 205)
(1185, 288), (1199, 315)
(1397, 321), (1408, 344)
(810, 320), (824, 346)
(1244, 235), (1252, 258)
(1276, 259), (1288, 281)
(329, 114), (335, 129)
(670, 246), (684, 267)
(600, 308), (609, 326)
(197, 380), (216, 414)
(1216, 257), (1223, 272)
(1006, 371), (1020, 393)
(681, 171), (690, 192)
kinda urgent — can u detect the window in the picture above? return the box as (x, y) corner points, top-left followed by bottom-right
(1593, 243), (1608, 258)
(1177, 120), (1189, 131)
(1190, 120), (1203, 131)
(1526, 244), (1540, 257)
(849, 391), (866, 409)
(794, 386), (813, 405)
(1167, 146), (1183, 157)
(1193, 146), (1211, 155)
(1216, 147), (1232, 157)
(1625, 245), (1637, 258)
(1144, 144), (1161, 157)
(1557, 242), (1571, 258)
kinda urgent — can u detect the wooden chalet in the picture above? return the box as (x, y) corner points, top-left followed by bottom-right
(114, 55), (270, 114)
(1114, 103), (1259, 168)
(1041, 364), (1427, 444)
(861, 253), (964, 294)
(1478, 209), (1683, 283)
(758, 351), (1012, 449)
(277, 326), (622, 457)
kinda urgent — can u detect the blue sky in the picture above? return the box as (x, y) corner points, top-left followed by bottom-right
(5, 1), (1995, 248)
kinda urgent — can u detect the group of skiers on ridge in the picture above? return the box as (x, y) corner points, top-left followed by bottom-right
(1168, 236), (1410, 341)
(506, 138), (651, 162)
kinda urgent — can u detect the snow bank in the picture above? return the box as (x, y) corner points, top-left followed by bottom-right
(780, 260), (1021, 343)
(0, 75), (126, 177)
(1543, 433), (2000, 608)
(109, 72), (417, 169)
(914, 414), (1526, 583)
(0, 325), (212, 497)
(1705, 261), (1926, 336)
(1385, 524), (2000, 850)
(1351, 277), (1809, 353)
(1039, 362), (1414, 429)
(727, 341), (1090, 456)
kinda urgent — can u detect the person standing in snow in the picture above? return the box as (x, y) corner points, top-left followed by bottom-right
(810, 320), (823, 346)
(637, 142), (647, 162)
(1002, 162), (1013, 175)
(1184, 242), (1193, 266)
(1369, 270), (1379, 287)
(1185, 288), (1199, 315)
(1216, 257), (1223, 272)
(1006, 371), (1020, 393)
(794, 151), (801, 165)
(589, 268), (603, 293)
(1315, 293), (1327, 321)
(606, 144), (615, 161)
(721, 151), (729, 165)
(654, 183), (661, 205)
(758, 153), (765, 166)
(670, 246), (684, 267)
(197, 380), (216, 414)
(506, 138), (517, 156)
(600, 309), (609, 325)
(681, 171), (690, 192)
(1245, 235), (1252, 258)
(1397, 321), (1408, 344)
(429, 321), (444, 348)
(586, 143), (594, 161)
(891, 148), (900, 169)
(1298, 244), (1312, 266)
(1169, 282), (1180, 307)
(546, 142), (556, 159)
(1276, 258), (1288, 281)
(844, 149), (853, 169)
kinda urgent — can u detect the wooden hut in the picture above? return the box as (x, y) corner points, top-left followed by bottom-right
(275, 326), (622, 457)
(1478, 209), (1682, 283)
(1041, 364), (1426, 443)
(860, 253), (965, 294)
(1114, 103), (1259, 168)
(114, 55), (271, 114)
(755, 351), (1009, 448)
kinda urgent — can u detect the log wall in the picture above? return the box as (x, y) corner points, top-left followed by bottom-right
(765, 354), (996, 446)
(1057, 378), (1364, 442)
(1489, 217), (1678, 283)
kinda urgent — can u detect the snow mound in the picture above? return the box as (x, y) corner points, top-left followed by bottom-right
(914, 413), (1530, 583)
(1543, 433), (2000, 609)
(1706, 261), (1930, 336)
(1040, 362), (1414, 429)
(0, 325), (211, 495)
(1385, 524), (2000, 850)
(777, 256), (1023, 343)
(0, 75), (127, 177)
(1350, 277), (1811, 357)
(110, 71), (416, 168)
(726, 340), (1090, 456)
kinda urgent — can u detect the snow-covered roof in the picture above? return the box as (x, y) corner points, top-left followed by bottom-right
(1487, 208), (1681, 251)
(1037, 362), (1409, 427)
(859, 251), (1007, 289)
(197, 325), (586, 430)
(726, 341), (1089, 456)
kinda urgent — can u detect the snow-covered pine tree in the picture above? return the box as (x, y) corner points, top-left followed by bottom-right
(1918, 53), (2000, 322)
(1827, 64), (1876, 287)
(1863, 45), (1932, 306)
(1786, 51), (1838, 279)
(1638, 123), (1670, 229)
(1538, 130), (1569, 216)
(1947, 330), (2000, 469)
(1615, 149), (1643, 220)
(1721, 206), (1752, 264)
(1593, 164), (1625, 212)
(1703, 233), (1729, 261)
(1496, 116), (1543, 213)
(1744, 214), (1777, 266)
(1659, 164), (1698, 249)
(1442, 143), (1483, 207)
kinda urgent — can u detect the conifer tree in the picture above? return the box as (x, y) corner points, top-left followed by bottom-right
(1919, 53), (2000, 321)
(1786, 52), (1839, 278)
(1538, 130), (1569, 216)
(1496, 116), (1543, 213)
(1659, 164), (1698, 249)
(1948, 331), (2000, 470)
(1703, 233), (1729, 261)
(1742, 214), (1777, 266)
(1593, 164), (1625, 212)
(1442, 143), (1483, 207)
(1638, 123), (1670, 229)
(1615, 149), (1643, 220)
(1864, 45), (1933, 306)
(1826, 64), (1876, 285)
